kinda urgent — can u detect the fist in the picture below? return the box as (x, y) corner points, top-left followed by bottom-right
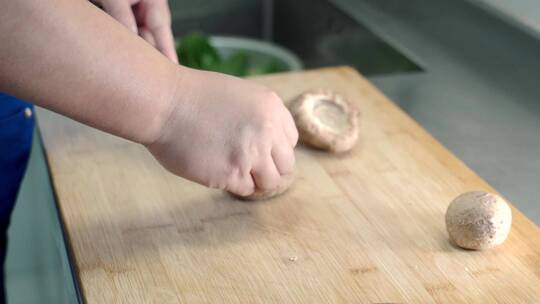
(146, 68), (298, 196)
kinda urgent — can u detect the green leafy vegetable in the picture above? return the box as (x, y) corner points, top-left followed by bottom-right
(176, 32), (284, 77)
(176, 33), (221, 71)
(214, 52), (249, 77)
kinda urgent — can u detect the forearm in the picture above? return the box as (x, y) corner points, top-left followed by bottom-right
(0, 0), (182, 144)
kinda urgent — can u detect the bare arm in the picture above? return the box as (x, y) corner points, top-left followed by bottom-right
(0, 0), (177, 144)
(0, 0), (298, 196)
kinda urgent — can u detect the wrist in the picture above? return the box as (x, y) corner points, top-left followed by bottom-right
(143, 65), (193, 147)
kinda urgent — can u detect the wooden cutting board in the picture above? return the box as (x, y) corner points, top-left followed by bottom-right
(37, 67), (540, 303)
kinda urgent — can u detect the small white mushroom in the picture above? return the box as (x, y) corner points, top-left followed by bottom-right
(289, 89), (359, 153)
(445, 191), (512, 250)
(235, 172), (296, 201)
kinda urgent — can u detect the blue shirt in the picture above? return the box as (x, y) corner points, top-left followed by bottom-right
(0, 93), (34, 224)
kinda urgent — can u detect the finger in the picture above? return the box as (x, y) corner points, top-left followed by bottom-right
(226, 168), (255, 197)
(271, 142), (295, 175)
(150, 25), (178, 63)
(139, 27), (156, 46)
(100, 0), (138, 33)
(281, 106), (299, 147)
(251, 155), (281, 191)
(144, 0), (179, 63)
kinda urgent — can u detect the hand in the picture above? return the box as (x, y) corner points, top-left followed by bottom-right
(93, 0), (178, 63)
(146, 68), (298, 196)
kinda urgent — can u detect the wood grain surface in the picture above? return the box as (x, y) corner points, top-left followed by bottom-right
(37, 67), (540, 303)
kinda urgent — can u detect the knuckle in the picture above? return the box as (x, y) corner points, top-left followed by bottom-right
(225, 166), (240, 182)
(230, 148), (251, 172)
(260, 121), (275, 135)
(257, 89), (281, 110)
(264, 89), (282, 103)
(255, 101), (274, 117)
(252, 119), (275, 142)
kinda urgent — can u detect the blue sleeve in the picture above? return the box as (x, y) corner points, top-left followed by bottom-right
(0, 93), (35, 224)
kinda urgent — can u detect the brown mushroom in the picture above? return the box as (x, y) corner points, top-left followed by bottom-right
(234, 172), (296, 201)
(445, 191), (512, 250)
(289, 89), (359, 153)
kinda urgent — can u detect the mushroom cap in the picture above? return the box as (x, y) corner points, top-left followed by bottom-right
(289, 89), (359, 153)
(235, 172), (296, 201)
(445, 191), (512, 250)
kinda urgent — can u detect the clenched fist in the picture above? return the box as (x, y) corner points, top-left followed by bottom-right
(147, 68), (298, 196)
